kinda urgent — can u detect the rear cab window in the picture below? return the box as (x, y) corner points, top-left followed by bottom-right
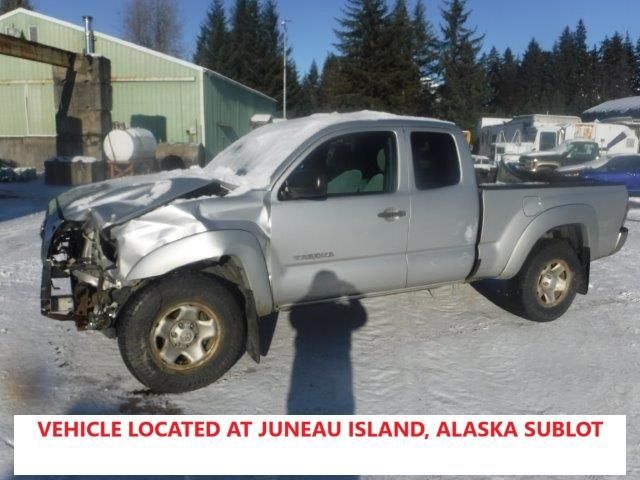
(410, 131), (461, 190)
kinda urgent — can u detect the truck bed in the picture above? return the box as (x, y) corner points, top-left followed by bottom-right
(473, 182), (629, 279)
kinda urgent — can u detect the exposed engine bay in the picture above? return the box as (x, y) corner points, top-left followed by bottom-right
(41, 214), (132, 336)
(40, 173), (231, 337)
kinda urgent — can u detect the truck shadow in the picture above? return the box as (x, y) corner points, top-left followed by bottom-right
(471, 279), (524, 318)
(287, 271), (367, 415)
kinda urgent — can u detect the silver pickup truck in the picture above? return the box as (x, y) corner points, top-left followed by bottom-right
(40, 112), (629, 393)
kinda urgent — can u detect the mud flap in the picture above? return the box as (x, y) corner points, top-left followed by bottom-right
(242, 289), (261, 363)
(577, 247), (590, 295)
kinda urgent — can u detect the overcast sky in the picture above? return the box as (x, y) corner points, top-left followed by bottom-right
(28, 0), (640, 75)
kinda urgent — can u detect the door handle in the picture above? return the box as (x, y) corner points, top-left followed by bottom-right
(378, 208), (407, 221)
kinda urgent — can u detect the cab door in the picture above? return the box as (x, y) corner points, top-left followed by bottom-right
(269, 129), (410, 306)
(405, 129), (479, 287)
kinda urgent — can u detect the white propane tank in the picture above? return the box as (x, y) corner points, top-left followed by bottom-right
(103, 128), (157, 163)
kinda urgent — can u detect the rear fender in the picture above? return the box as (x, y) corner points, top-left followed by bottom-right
(499, 204), (597, 279)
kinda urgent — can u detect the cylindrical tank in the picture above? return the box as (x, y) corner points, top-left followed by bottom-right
(103, 128), (157, 163)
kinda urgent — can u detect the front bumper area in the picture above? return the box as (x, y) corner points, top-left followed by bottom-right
(40, 201), (76, 321)
(40, 259), (78, 322)
(40, 202), (127, 332)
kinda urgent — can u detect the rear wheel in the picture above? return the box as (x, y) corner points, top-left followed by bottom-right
(508, 240), (581, 322)
(117, 273), (246, 393)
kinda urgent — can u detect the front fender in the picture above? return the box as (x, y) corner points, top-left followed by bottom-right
(499, 204), (597, 279)
(126, 230), (274, 316)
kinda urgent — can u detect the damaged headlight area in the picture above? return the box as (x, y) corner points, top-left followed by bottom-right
(40, 209), (132, 337)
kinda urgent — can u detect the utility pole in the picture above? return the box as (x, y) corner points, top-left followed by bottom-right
(282, 19), (291, 119)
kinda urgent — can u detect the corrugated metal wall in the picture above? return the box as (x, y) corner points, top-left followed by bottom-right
(0, 10), (275, 157)
(203, 72), (276, 160)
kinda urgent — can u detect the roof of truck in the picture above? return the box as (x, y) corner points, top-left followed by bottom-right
(286, 110), (452, 126)
(206, 111), (455, 193)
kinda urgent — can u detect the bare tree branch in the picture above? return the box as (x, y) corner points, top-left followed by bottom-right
(122, 0), (183, 57)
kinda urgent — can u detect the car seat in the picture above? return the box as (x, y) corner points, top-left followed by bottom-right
(327, 144), (362, 195)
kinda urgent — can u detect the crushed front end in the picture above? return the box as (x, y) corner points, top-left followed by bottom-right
(40, 199), (130, 336)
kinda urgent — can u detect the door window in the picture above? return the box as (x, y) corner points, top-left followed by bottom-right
(606, 156), (640, 172)
(283, 131), (397, 198)
(411, 132), (461, 190)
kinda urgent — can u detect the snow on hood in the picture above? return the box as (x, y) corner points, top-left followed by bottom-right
(205, 111), (448, 191)
(57, 168), (218, 227)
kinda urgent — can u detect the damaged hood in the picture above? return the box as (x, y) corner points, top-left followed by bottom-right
(57, 169), (223, 227)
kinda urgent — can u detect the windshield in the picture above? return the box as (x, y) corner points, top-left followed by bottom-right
(554, 141), (597, 156)
(205, 117), (338, 191)
(539, 131), (557, 151)
(204, 122), (303, 190)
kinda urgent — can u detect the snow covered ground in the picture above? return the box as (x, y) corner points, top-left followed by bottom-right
(1, 178), (639, 478)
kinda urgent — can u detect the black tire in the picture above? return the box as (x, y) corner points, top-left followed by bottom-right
(507, 240), (581, 322)
(117, 273), (246, 393)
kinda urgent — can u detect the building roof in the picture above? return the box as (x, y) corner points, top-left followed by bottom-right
(584, 96), (640, 119)
(0, 8), (275, 103)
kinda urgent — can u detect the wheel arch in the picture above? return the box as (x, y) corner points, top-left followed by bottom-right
(124, 230), (273, 363)
(499, 204), (597, 280)
(125, 230), (273, 314)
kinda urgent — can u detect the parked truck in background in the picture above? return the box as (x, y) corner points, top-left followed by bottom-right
(40, 112), (629, 393)
(479, 115), (639, 166)
(518, 140), (601, 173)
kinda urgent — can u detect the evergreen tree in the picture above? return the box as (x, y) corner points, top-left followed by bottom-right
(297, 61), (321, 116)
(193, 0), (230, 75)
(587, 44), (602, 105)
(516, 38), (554, 113)
(484, 46), (502, 113)
(257, 0), (284, 101)
(411, 0), (439, 115)
(386, 0), (422, 114)
(319, 53), (348, 110)
(437, 0), (486, 130)
(635, 37), (640, 95)
(623, 33), (639, 96)
(284, 60), (303, 117)
(572, 19), (598, 112)
(550, 26), (575, 113)
(496, 48), (519, 114)
(334, 0), (391, 110)
(227, 0), (262, 89)
(600, 33), (635, 100)
(0, 0), (32, 14)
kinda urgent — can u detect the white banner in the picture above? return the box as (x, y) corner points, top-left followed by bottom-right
(14, 415), (626, 476)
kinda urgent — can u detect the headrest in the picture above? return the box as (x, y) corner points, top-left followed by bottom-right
(376, 149), (386, 171)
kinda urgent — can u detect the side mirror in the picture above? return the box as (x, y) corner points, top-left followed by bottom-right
(284, 169), (327, 200)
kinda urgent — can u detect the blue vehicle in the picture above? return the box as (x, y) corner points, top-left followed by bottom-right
(577, 155), (640, 196)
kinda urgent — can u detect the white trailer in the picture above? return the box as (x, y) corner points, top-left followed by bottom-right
(478, 114), (581, 160)
(479, 114), (639, 162)
(564, 122), (639, 155)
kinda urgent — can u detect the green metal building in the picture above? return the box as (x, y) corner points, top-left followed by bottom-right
(0, 8), (276, 168)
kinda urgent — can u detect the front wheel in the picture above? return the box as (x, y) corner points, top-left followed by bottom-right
(117, 273), (246, 393)
(507, 240), (581, 322)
